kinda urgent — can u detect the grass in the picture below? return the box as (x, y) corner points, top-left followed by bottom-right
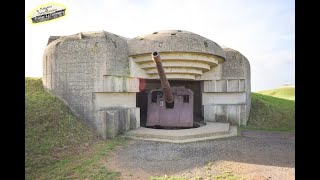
(25, 77), (128, 179)
(257, 86), (295, 100)
(212, 171), (242, 180)
(150, 176), (188, 180)
(243, 93), (295, 132)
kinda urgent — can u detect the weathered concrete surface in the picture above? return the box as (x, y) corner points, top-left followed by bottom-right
(93, 92), (136, 110)
(102, 76), (139, 92)
(127, 30), (226, 60)
(129, 52), (221, 80)
(203, 105), (247, 125)
(127, 30), (226, 80)
(43, 30), (251, 139)
(202, 92), (246, 105)
(94, 107), (140, 139)
(223, 47), (251, 125)
(129, 108), (140, 129)
(123, 122), (237, 143)
(200, 47), (251, 125)
(43, 31), (135, 139)
(47, 36), (60, 45)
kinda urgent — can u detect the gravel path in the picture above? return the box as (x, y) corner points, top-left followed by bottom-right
(105, 130), (295, 179)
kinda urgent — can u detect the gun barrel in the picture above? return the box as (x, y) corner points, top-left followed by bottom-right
(152, 52), (174, 103)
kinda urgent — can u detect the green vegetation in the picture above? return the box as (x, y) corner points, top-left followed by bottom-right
(25, 77), (128, 180)
(150, 176), (188, 180)
(257, 86), (295, 100)
(243, 93), (295, 132)
(213, 171), (242, 180)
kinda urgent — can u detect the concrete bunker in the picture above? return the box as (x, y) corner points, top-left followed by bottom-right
(43, 30), (251, 140)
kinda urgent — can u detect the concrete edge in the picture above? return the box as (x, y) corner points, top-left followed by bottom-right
(120, 126), (238, 143)
(124, 130), (230, 140)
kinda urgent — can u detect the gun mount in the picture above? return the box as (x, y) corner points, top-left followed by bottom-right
(146, 52), (194, 128)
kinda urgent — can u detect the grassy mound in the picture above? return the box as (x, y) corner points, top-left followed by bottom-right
(25, 77), (127, 179)
(257, 86), (295, 100)
(245, 93), (295, 132)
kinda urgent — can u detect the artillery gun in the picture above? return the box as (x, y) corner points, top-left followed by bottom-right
(146, 52), (194, 128)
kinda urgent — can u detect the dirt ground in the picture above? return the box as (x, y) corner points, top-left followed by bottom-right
(104, 130), (295, 180)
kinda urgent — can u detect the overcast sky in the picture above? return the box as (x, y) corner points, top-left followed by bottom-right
(25, 0), (295, 91)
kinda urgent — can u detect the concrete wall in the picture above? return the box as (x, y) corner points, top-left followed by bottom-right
(94, 93), (136, 110)
(202, 92), (246, 105)
(43, 31), (139, 138)
(201, 47), (251, 125)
